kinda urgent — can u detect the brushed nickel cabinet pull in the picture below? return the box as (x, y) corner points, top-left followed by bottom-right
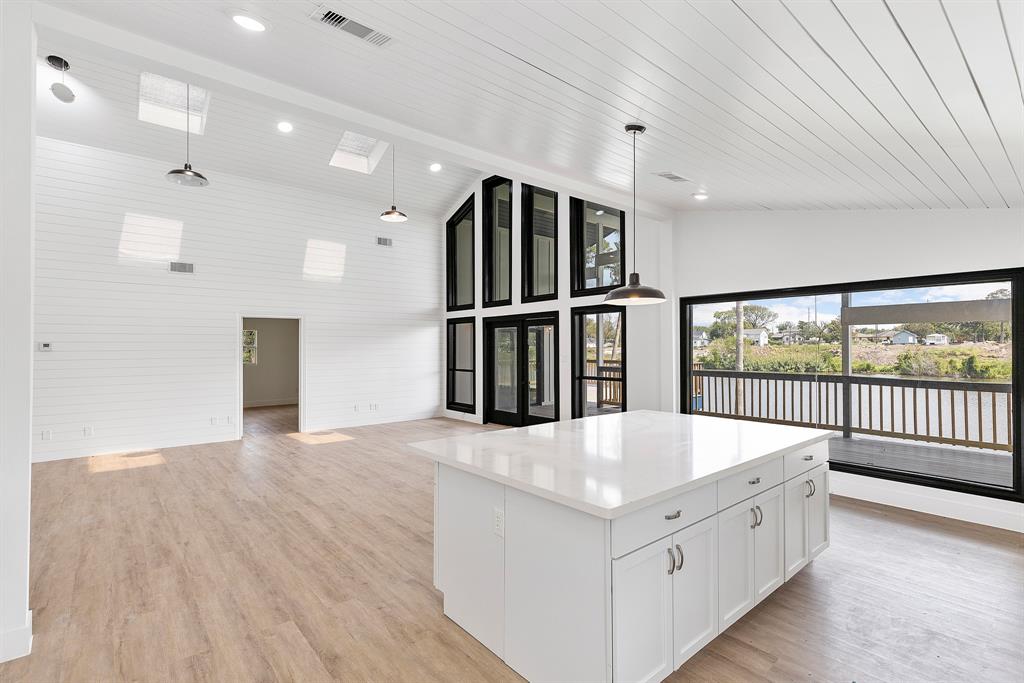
(748, 476), (761, 485)
(675, 544), (684, 571)
(750, 507), (758, 529)
(805, 480), (813, 498)
(755, 505), (763, 527)
(664, 509), (682, 521)
(802, 454), (814, 461)
(667, 548), (676, 575)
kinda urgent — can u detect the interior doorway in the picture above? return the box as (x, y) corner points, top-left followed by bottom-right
(240, 316), (301, 436)
(484, 312), (559, 427)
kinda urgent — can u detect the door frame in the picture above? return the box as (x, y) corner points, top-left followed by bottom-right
(236, 313), (306, 438)
(483, 311), (560, 426)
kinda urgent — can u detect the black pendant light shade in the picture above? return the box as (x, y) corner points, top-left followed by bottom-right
(605, 123), (665, 306)
(166, 83), (208, 187)
(605, 272), (666, 305)
(380, 145), (408, 222)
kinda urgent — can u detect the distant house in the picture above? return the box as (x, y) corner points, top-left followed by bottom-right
(854, 329), (895, 343)
(692, 330), (710, 348)
(742, 328), (769, 347)
(771, 330), (804, 345)
(890, 330), (918, 345)
(924, 333), (949, 346)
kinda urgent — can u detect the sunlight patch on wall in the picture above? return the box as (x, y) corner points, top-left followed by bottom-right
(88, 450), (166, 473)
(118, 212), (183, 262)
(302, 239), (346, 282)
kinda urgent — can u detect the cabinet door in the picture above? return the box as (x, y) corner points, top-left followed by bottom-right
(612, 537), (674, 683)
(718, 499), (755, 631)
(672, 517), (718, 670)
(753, 485), (785, 604)
(807, 467), (830, 560)
(783, 476), (809, 580)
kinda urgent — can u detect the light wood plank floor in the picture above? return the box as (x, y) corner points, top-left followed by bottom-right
(1, 405), (1021, 682)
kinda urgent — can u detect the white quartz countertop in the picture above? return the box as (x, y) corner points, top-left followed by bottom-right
(411, 411), (833, 519)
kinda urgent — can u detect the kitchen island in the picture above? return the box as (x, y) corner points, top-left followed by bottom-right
(411, 410), (833, 683)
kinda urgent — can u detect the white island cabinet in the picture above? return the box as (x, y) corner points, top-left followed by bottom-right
(412, 410), (832, 683)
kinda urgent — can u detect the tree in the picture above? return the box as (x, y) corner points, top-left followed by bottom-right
(987, 288), (1011, 343)
(776, 320), (795, 332)
(743, 304), (778, 330)
(707, 305), (778, 339)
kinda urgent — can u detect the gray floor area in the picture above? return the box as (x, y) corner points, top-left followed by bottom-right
(829, 434), (1013, 488)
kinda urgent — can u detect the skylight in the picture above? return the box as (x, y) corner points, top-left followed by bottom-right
(137, 72), (209, 134)
(329, 130), (389, 174)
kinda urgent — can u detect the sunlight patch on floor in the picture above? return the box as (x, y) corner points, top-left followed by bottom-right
(88, 451), (166, 473)
(286, 431), (354, 445)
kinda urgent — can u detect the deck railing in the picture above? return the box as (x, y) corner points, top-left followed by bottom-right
(585, 360), (623, 406)
(692, 368), (1013, 452)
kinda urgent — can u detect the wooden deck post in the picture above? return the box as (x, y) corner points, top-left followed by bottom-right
(841, 293), (852, 438)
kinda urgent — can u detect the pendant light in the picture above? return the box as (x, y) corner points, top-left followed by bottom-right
(165, 83), (209, 187)
(604, 123), (665, 306)
(47, 55), (75, 104)
(380, 145), (408, 222)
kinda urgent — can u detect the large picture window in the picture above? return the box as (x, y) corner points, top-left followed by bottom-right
(570, 198), (624, 297)
(680, 269), (1022, 502)
(522, 184), (558, 302)
(572, 305), (626, 417)
(483, 176), (512, 307)
(446, 195), (474, 311)
(447, 317), (475, 413)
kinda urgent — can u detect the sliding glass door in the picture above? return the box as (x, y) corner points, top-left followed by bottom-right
(680, 269), (1022, 502)
(485, 313), (559, 426)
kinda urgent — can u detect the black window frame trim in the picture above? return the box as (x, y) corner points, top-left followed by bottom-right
(569, 197), (627, 298)
(445, 194), (475, 312)
(571, 303), (627, 418)
(678, 267), (1024, 503)
(521, 183), (559, 304)
(482, 175), (513, 309)
(446, 316), (476, 414)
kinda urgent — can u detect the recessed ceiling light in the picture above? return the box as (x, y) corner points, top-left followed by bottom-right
(277, 121), (293, 133)
(692, 191), (709, 201)
(429, 163), (442, 172)
(595, 209), (605, 216)
(232, 13), (267, 32)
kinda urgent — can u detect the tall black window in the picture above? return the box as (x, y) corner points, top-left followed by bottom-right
(570, 198), (624, 297)
(447, 317), (475, 413)
(483, 176), (512, 307)
(572, 305), (626, 417)
(522, 184), (558, 302)
(680, 268), (1022, 502)
(446, 195), (474, 311)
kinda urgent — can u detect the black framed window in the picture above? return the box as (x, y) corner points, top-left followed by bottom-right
(483, 176), (512, 307)
(572, 305), (626, 417)
(446, 195), (474, 312)
(522, 184), (558, 302)
(680, 268), (1022, 503)
(447, 317), (475, 413)
(570, 198), (624, 297)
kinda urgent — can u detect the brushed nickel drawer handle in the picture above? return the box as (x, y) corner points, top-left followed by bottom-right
(755, 505), (764, 527)
(802, 455), (814, 461)
(748, 476), (761, 485)
(667, 548), (676, 575)
(675, 544), (684, 571)
(750, 507), (758, 529)
(664, 509), (682, 521)
(805, 480), (813, 498)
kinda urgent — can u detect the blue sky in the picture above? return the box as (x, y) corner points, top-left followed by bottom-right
(691, 281), (1010, 329)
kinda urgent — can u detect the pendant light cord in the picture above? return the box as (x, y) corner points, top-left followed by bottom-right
(392, 145), (397, 205)
(632, 129), (637, 260)
(185, 84), (190, 165)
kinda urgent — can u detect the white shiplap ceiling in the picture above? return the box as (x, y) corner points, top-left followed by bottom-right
(34, 36), (481, 220)
(38, 0), (1024, 211)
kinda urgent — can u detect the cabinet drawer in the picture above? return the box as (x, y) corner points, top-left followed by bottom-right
(784, 441), (829, 480)
(717, 458), (783, 511)
(611, 483), (717, 558)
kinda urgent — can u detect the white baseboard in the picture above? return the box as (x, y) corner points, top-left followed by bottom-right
(243, 398), (298, 408)
(0, 610), (32, 664)
(830, 471), (1024, 532)
(442, 409), (482, 424)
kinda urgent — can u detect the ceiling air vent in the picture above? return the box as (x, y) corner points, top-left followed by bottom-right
(376, 237), (393, 247)
(311, 5), (392, 46)
(653, 171), (691, 183)
(169, 261), (194, 273)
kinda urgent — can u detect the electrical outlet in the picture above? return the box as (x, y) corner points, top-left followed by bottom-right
(353, 404), (359, 413)
(41, 429), (52, 441)
(493, 507), (505, 538)
(211, 416), (218, 425)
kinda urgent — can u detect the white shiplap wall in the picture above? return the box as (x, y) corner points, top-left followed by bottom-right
(33, 136), (443, 462)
